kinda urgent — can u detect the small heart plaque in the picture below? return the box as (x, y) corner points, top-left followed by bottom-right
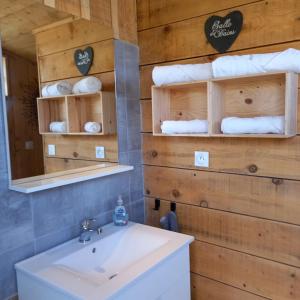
(74, 47), (94, 75)
(205, 11), (243, 53)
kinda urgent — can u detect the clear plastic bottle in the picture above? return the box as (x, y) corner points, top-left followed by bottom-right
(113, 195), (129, 226)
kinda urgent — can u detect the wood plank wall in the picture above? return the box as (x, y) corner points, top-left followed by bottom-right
(4, 50), (44, 179)
(137, 0), (300, 299)
(34, 19), (118, 172)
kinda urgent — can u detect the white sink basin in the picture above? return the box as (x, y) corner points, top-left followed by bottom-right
(16, 222), (194, 300)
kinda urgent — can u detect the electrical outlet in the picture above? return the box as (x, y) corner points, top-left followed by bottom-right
(96, 146), (105, 159)
(195, 151), (209, 167)
(25, 141), (34, 150)
(48, 144), (56, 156)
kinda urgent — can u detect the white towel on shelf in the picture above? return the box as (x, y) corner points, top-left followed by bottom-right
(49, 121), (67, 133)
(152, 63), (213, 86)
(42, 81), (72, 97)
(221, 116), (285, 134)
(84, 122), (102, 133)
(212, 48), (300, 78)
(72, 76), (102, 94)
(161, 119), (208, 134)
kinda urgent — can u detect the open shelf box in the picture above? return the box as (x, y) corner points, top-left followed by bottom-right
(37, 92), (116, 136)
(152, 81), (209, 136)
(151, 72), (298, 138)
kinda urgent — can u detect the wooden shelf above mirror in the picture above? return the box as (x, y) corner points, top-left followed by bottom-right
(37, 92), (116, 136)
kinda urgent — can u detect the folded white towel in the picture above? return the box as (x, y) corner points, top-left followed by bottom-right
(212, 48), (300, 78)
(152, 63), (213, 86)
(221, 116), (285, 134)
(42, 81), (72, 97)
(49, 121), (67, 133)
(161, 119), (208, 134)
(72, 76), (102, 94)
(84, 122), (102, 133)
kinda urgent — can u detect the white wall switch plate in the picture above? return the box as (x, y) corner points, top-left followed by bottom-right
(195, 151), (209, 168)
(48, 144), (56, 156)
(96, 146), (105, 159)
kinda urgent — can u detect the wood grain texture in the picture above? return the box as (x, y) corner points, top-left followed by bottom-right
(137, 0), (262, 30)
(191, 274), (267, 300)
(191, 241), (300, 300)
(145, 197), (300, 267)
(35, 18), (114, 56)
(140, 100), (152, 132)
(43, 134), (118, 162)
(44, 157), (100, 173)
(139, 0), (300, 65)
(144, 165), (300, 226)
(39, 39), (115, 82)
(143, 134), (300, 180)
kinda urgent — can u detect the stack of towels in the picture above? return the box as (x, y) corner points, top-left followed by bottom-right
(49, 121), (102, 133)
(42, 76), (102, 97)
(152, 48), (300, 85)
(161, 119), (208, 134)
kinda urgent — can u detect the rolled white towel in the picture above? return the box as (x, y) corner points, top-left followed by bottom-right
(42, 81), (72, 97)
(212, 48), (300, 78)
(152, 63), (213, 86)
(161, 119), (208, 134)
(221, 116), (285, 134)
(84, 122), (102, 133)
(49, 121), (67, 133)
(72, 76), (102, 94)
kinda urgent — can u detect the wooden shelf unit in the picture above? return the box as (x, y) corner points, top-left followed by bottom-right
(37, 92), (116, 135)
(152, 81), (209, 136)
(151, 72), (298, 138)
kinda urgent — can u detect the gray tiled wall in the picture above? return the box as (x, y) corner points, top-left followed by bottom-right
(0, 40), (143, 300)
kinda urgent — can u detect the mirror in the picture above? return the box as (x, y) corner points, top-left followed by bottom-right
(0, 3), (118, 185)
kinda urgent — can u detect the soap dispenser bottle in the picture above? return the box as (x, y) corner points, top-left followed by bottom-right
(113, 195), (129, 226)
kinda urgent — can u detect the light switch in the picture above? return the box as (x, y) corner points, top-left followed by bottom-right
(96, 146), (105, 159)
(48, 144), (56, 156)
(195, 151), (209, 168)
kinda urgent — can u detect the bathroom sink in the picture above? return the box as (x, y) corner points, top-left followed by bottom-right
(16, 222), (194, 300)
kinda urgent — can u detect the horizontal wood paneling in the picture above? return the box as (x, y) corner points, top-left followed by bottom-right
(44, 157), (101, 173)
(191, 274), (267, 300)
(36, 18), (114, 56)
(144, 165), (300, 226)
(191, 241), (300, 299)
(140, 100), (152, 132)
(137, 0), (261, 31)
(44, 135), (118, 162)
(139, 0), (300, 65)
(145, 197), (300, 267)
(143, 134), (300, 180)
(39, 39), (115, 82)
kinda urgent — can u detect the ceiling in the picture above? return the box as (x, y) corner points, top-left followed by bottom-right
(0, 0), (71, 62)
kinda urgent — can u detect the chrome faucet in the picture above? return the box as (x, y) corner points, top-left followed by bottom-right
(79, 218), (102, 243)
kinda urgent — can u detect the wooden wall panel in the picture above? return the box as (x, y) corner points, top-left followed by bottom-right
(35, 18), (114, 56)
(137, 0), (300, 298)
(139, 0), (300, 65)
(43, 135), (118, 162)
(137, 0), (261, 30)
(44, 157), (103, 173)
(143, 134), (300, 180)
(191, 241), (300, 300)
(191, 274), (267, 300)
(35, 17), (118, 172)
(39, 39), (115, 82)
(144, 165), (300, 226)
(145, 197), (300, 267)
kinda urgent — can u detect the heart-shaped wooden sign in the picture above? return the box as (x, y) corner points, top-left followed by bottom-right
(74, 47), (94, 75)
(205, 11), (243, 53)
